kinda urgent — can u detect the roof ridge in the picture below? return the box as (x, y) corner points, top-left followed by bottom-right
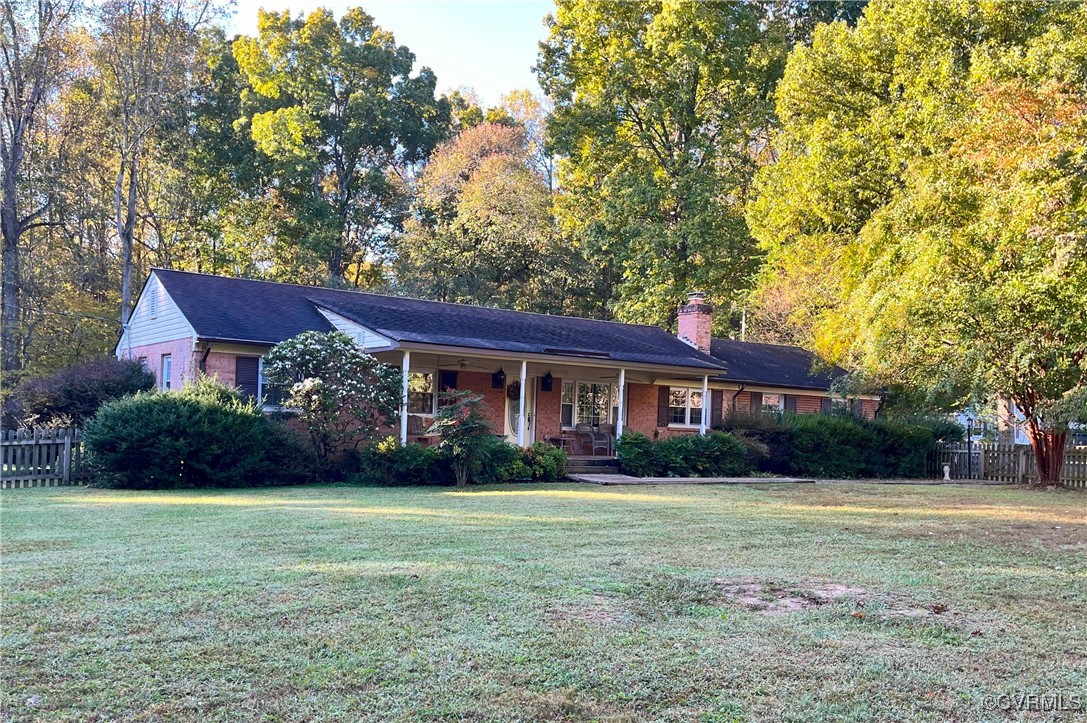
(153, 267), (668, 332)
(712, 336), (812, 351)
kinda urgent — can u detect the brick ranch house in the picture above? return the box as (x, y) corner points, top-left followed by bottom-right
(116, 269), (880, 456)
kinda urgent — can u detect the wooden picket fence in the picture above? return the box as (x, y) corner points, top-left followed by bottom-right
(929, 442), (1087, 489)
(1, 428), (88, 488)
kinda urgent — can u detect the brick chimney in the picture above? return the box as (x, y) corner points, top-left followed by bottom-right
(677, 292), (713, 353)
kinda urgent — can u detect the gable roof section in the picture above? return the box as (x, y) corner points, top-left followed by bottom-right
(709, 338), (844, 391)
(152, 269), (725, 371)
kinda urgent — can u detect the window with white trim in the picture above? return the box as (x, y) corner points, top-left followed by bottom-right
(561, 381), (618, 428)
(257, 358), (288, 409)
(160, 354), (172, 390)
(760, 393), (784, 413)
(668, 387), (703, 426)
(407, 372), (436, 415)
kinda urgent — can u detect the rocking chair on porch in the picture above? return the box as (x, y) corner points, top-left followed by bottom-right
(576, 424), (612, 456)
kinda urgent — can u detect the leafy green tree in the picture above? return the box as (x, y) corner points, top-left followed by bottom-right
(261, 331), (402, 467)
(95, 0), (214, 327)
(233, 7), (449, 282)
(538, 0), (789, 329)
(393, 122), (588, 313)
(749, 0), (1087, 484)
(1, 0), (78, 374)
(427, 390), (495, 487)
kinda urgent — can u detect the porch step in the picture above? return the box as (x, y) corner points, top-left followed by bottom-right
(566, 457), (620, 476)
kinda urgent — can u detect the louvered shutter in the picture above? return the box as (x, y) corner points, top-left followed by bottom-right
(657, 386), (670, 426)
(821, 397), (833, 414)
(235, 356), (259, 400)
(749, 391), (763, 411)
(710, 389), (724, 428)
(785, 394), (798, 413)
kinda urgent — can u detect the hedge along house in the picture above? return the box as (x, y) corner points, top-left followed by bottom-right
(116, 270), (880, 455)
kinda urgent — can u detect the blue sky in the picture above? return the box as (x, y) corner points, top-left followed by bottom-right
(228, 1), (555, 105)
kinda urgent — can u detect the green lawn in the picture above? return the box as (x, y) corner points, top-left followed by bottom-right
(2, 483), (1084, 722)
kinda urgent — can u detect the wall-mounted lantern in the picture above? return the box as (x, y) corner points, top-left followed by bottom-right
(491, 367), (506, 389)
(540, 370), (554, 392)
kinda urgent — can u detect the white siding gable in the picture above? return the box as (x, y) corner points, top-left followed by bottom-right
(314, 306), (395, 351)
(115, 272), (196, 357)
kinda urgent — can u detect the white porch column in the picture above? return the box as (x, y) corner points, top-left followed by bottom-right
(517, 360), (527, 447)
(399, 350), (411, 445)
(616, 368), (626, 437)
(699, 375), (709, 435)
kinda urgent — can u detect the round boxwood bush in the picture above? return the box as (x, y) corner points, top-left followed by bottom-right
(84, 377), (316, 489)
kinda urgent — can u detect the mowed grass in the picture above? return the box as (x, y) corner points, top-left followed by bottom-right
(2, 483), (1085, 722)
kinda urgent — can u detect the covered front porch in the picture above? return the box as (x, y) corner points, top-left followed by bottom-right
(371, 345), (717, 455)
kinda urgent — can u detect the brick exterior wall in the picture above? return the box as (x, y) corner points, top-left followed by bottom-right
(624, 382), (661, 439)
(202, 350), (243, 387)
(534, 376), (563, 442)
(455, 371), (506, 432)
(731, 390), (754, 413)
(136, 344), (882, 448)
(122, 338), (194, 390)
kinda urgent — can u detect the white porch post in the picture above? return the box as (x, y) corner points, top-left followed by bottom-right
(399, 350), (411, 445)
(517, 360), (527, 447)
(699, 375), (709, 435)
(616, 368), (626, 437)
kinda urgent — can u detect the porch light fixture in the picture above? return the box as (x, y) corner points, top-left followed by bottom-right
(492, 367), (506, 389)
(541, 370), (554, 392)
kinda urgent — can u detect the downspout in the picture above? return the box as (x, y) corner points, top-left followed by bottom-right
(729, 384), (746, 413)
(199, 344), (212, 374)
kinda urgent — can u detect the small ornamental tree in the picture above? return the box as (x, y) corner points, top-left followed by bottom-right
(11, 357), (156, 428)
(427, 390), (495, 486)
(261, 331), (402, 466)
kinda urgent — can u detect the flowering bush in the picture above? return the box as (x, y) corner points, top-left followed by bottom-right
(261, 331), (402, 467)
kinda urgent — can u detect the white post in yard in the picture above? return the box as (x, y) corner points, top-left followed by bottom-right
(400, 350), (411, 445)
(517, 360), (527, 447)
(616, 368), (626, 437)
(699, 375), (709, 435)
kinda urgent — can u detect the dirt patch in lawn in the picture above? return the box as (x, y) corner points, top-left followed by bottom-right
(550, 594), (633, 627)
(714, 578), (867, 615)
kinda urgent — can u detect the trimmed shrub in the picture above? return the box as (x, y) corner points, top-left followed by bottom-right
(354, 438), (454, 486)
(354, 438), (568, 486)
(83, 377), (318, 489)
(11, 357), (155, 428)
(258, 421), (320, 486)
(520, 442), (568, 483)
(716, 410), (936, 478)
(616, 431), (753, 478)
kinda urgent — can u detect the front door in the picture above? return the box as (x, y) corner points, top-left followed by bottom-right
(505, 378), (535, 445)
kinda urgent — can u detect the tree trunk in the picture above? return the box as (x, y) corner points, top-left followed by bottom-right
(1, 159), (21, 372)
(116, 153), (139, 328)
(1025, 423), (1067, 486)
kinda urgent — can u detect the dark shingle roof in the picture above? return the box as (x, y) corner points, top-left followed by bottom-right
(154, 269), (724, 371)
(710, 338), (843, 391)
